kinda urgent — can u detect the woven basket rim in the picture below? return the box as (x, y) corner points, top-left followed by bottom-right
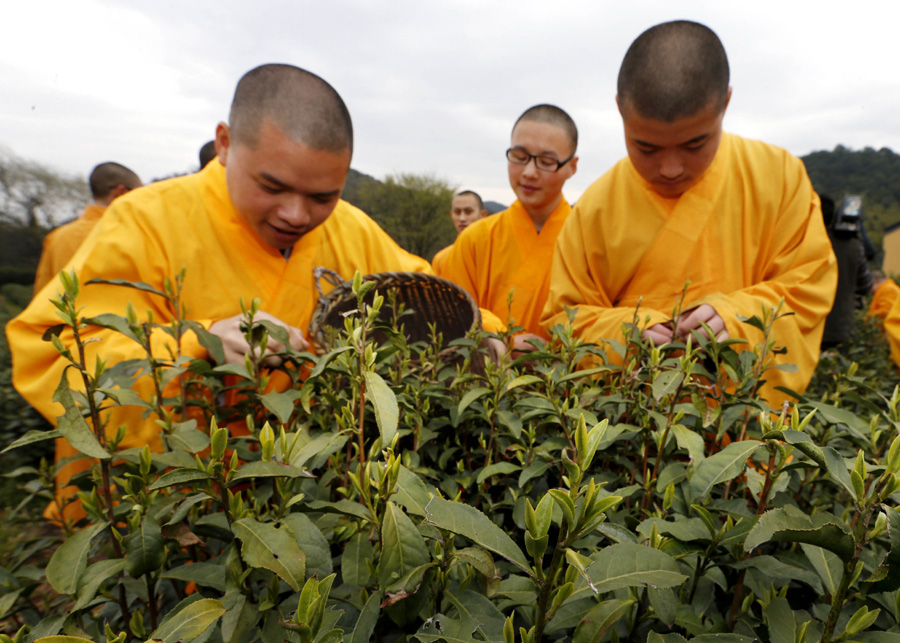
(309, 269), (482, 351)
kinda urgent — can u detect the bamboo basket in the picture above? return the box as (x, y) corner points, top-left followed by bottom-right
(309, 269), (482, 354)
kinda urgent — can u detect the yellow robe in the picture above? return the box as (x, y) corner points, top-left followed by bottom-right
(869, 279), (900, 320)
(882, 290), (900, 368)
(33, 204), (106, 294)
(442, 199), (570, 339)
(431, 244), (452, 278)
(7, 162), (431, 515)
(542, 133), (837, 404)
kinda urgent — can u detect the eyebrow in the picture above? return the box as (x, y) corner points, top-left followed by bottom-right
(259, 172), (342, 199)
(633, 133), (711, 149)
(511, 144), (563, 157)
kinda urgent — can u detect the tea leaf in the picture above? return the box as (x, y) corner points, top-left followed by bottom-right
(689, 439), (764, 500)
(71, 558), (125, 617)
(365, 371), (399, 447)
(745, 505), (854, 561)
(347, 592), (381, 643)
(258, 390), (302, 424)
(148, 468), (211, 490)
(46, 522), (108, 595)
(1, 428), (62, 454)
(342, 533), (374, 587)
(124, 514), (165, 577)
(586, 543), (688, 594)
(457, 387), (491, 417)
(149, 597), (226, 643)
(573, 598), (636, 643)
(233, 518), (306, 591)
(425, 496), (530, 572)
(53, 375), (110, 460)
(282, 513), (333, 578)
(476, 462), (521, 485)
(377, 502), (429, 590)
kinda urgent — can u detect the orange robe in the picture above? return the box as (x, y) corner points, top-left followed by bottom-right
(882, 289), (900, 368)
(441, 199), (570, 338)
(869, 279), (900, 320)
(542, 133), (837, 405)
(7, 162), (431, 516)
(431, 244), (452, 278)
(33, 205), (106, 294)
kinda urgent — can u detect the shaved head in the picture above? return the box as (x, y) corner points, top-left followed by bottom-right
(229, 64), (353, 154)
(88, 162), (141, 200)
(618, 21), (729, 122)
(456, 190), (484, 211)
(514, 104), (578, 155)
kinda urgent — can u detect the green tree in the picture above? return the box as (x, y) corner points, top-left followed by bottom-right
(802, 145), (900, 253)
(353, 172), (458, 260)
(0, 148), (87, 228)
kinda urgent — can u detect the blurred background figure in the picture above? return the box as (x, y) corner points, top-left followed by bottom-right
(868, 270), (900, 321)
(33, 162), (142, 294)
(431, 190), (488, 277)
(199, 140), (217, 170)
(820, 193), (873, 350)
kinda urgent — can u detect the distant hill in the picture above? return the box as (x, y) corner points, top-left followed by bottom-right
(484, 201), (506, 214)
(342, 168), (381, 209)
(802, 145), (900, 255)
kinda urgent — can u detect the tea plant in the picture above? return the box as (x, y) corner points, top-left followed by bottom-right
(0, 271), (899, 643)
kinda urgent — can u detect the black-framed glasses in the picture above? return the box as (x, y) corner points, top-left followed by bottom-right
(506, 147), (574, 173)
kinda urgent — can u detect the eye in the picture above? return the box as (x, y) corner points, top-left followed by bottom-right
(508, 149), (530, 163)
(310, 195), (334, 205)
(258, 182), (283, 194)
(536, 156), (560, 171)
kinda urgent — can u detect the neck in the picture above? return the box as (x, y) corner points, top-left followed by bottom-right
(523, 194), (562, 232)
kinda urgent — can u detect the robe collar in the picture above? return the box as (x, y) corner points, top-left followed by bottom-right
(81, 204), (106, 222)
(507, 197), (571, 249)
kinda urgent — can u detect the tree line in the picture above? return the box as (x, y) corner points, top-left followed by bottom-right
(2, 144), (898, 287)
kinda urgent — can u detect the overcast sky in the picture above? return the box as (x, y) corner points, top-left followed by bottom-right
(2, 0), (899, 206)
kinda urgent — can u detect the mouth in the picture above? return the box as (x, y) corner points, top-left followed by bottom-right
(267, 222), (305, 245)
(654, 178), (689, 195)
(518, 184), (540, 196)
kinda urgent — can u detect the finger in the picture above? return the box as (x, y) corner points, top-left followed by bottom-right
(677, 305), (713, 330)
(287, 327), (309, 352)
(643, 328), (673, 345)
(261, 353), (285, 367)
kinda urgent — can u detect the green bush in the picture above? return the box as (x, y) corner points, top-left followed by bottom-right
(1, 273), (899, 643)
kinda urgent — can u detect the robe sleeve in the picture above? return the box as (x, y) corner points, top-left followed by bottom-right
(541, 205), (671, 350)
(32, 231), (62, 296)
(691, 162), (836, 396)
(431, 245), (451, 278)
(870, 280), (900, 319)
(9, 197), (209, 442)
(884, 290), (900, 368)
(440, 227), (506, 333)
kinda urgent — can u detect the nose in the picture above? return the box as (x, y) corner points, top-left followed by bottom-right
(521, 156), (540, 177)
(278, 195), (309, 227)
(658, 151), (684, 180)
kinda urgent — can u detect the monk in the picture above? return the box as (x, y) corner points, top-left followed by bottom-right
(868, 271), (900, 321)
(7, 64), (431, 520)
(442, 105), (578, 351)
(32, 162), (142, 294)
(199, 140), (217, 170)
(431, 190), (488, 277)
(542, 21), (837, 406)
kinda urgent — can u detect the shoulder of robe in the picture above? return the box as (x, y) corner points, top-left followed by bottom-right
(726, 133), (805, 179)
(102, 172), (204, 228)
(454, 212), (503, 250)
(321, 199), (387, 236)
